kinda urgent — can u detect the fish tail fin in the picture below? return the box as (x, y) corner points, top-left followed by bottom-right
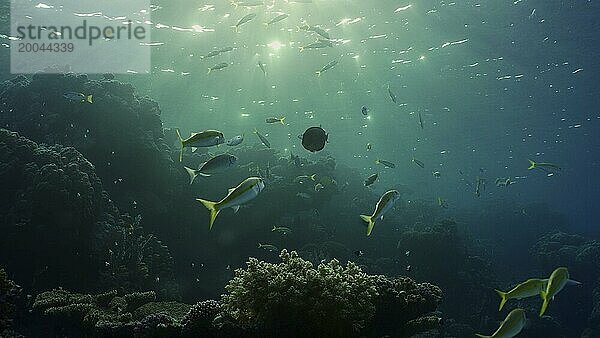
(176, 129), (184, 162)
(299, 46), (304, 52)
(495, 289), (507, 311)
(86, 95), (93, 104)
(360, 215), (375, 236)
(528, 159), (536, 170)
(310, 174), (316, 181)
(375, 159), (380, 164)
(539, 290), (549, 317)
(197, 199), (220, 230)
(207, 68), (212, 75)
(184, 166), (199, 185)
(280, 117), (286, 124)
(475, 335), (491, 338)
(315, 70), (321, 77)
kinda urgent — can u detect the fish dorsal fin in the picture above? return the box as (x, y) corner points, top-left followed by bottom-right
(228, 188), (236, 194)
(232, 205), (240, 213)
(191, 147), (198, 153)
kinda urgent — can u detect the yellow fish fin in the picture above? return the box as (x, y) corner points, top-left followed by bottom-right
(176, 129), (184, 162)
(495, 289), (507, 311)
(360, 215), (375, 236)
(539, 290), (549, 317)
(197, 199), (220, 230)
(184, 167), (198, 185)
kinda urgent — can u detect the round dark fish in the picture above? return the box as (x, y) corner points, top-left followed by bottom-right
(361, 106), (369, 116)
(301, 126), (328, 152)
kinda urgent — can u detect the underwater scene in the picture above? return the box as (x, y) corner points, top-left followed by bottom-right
(1, 0), (600, 337)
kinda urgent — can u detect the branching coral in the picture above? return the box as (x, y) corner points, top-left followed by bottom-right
(32, 288), (188, 337)
(221, 249), (442, 337)
(181, 300), (221, 337)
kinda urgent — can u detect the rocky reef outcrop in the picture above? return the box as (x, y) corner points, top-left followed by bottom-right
(0, 73), (180, 238)
(397, 220), (496, 332)
(531, 231), (600, 336)
(0, 128), (177, 297)
(0, 268), (24, 338)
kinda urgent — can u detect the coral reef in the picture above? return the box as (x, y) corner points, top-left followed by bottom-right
(32, 288), (188, 337)
(368, 274), (442, 336)
(0, 268), (24, 338)
(0, 73), (181, 237)
(531, 231), (600, 276)
(221, 249), (442, 337)
(531, 231), (600, 336)
(181, 300), (221, 337)
(0, 128), (177, 296)
(398, 220), (497, 329)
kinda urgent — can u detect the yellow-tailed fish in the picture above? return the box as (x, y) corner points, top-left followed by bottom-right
(360, 190), (400, 236)
(300, 40), (333, 52)
(258, 243), (278, 251)
(176, 129), (225, 162)
(495, 278), (547, 311)
(266, 117), (285, 124)
(316, 59), (338, 76)
(184, 154), (238, 184)
(375, 159), (396, 168)
(258, 60), (267, 75)
(298, 24), (330, 39)
(265, 13), (289, 26)
(364, 173), (378, 187)
(475, 308), (526, 338)
(539, 267), (570, 317)
(294, 174), (316, 183)
(235, 13), (257, 31)
(208, 62), (229, 74)
(254, 129), (271, 148)
(64, 92), (93, 104)
(527, 159), (561, 171)
(271, 226), (291, 234)
(412, 157), (425, 168)
(196, 177), (265, 229)
(387, 84), (397, 104)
